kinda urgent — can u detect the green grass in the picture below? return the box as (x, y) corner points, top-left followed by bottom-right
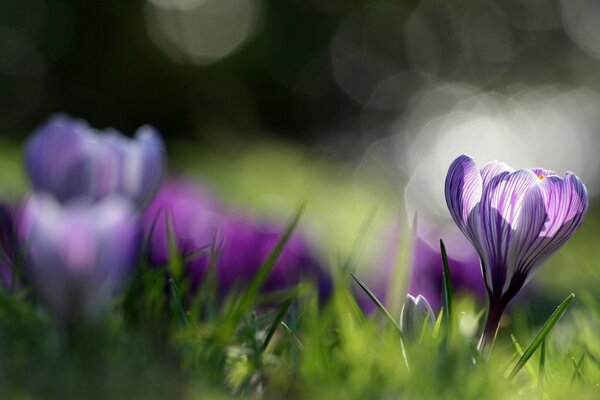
(1, 139), (600, 398)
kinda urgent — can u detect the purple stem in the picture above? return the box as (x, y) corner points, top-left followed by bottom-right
(477, 297), (506, 357)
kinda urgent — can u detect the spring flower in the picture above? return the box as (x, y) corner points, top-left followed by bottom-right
(400, 294), (435, 340)
(143, 179), (332, 298)
(445, 154), (588, 353)
(25, 115), (165, 207)
(19, 195), (141, 322)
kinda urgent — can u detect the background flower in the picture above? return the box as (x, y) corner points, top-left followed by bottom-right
(25, 115), (165, 208)
(354, 227), (484, 315)
(143, 179), (332, 299)
(19, 195), (141, 321)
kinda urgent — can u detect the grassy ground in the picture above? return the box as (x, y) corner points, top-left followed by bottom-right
(0, 138), (598, 399)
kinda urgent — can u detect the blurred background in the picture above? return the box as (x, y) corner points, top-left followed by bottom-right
(1, 0), (600, 306)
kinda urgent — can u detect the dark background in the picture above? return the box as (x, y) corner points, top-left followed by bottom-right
(1, 0), (596, 148)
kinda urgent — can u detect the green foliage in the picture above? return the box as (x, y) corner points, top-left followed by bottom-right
(0, 142), (598, 398)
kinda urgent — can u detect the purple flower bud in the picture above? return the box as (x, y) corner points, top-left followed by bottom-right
(143, 179), (332, 298)
(445, 154), (588, 351)
(25, 115), (165, 207)
(19, 195), (141, 321)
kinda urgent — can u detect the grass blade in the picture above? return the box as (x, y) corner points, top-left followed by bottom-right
(510, 334), (536, 380)
(440, 240), (456, 336)
(281, 321), (305, 351)
(571, 354), (586, 383)
(228, 203), (305, 324)
(169, 278), (189, 327)
(340, 207), (379, 276)
(351, 272), (411, 368)
(351, 272), (403, 338)
(432, 307), (444, 340)
(538, 339), (546, 394)
(261, 297), (294, 353)
(509, 293), (575, 380)
(468, 340), (484, 366)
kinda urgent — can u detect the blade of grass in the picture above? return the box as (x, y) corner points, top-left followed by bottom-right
(280, 321), (305, 351)
(432, 307), (444, 340)
(468, 340), (484, 366)
(509, 293), (575, 380)
(351, 272), (410, 368)
(510, 334), (536, 380)
(350, 272), (403, 338)
(340, 207), (379, 276)
(440, 240), (456, 336)
(228, 203), (305, 324)
(165, 210), (184, 281)
(571, 354), (586, 384)
(387, 212), (415, 319)
(261, 297), (295, 354)
(169, 278), (189, 327)
(538, 339), (546, 395)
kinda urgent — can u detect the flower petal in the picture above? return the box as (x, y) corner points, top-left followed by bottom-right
(445, 155), (483, 243)
(478, 169), (539, 294)
(505, 184), (546, 293)
(133, 126), (166, 206)
(23, 195), (141, 319)
(480, 161), (513, 188)
(510, 172), (588, 282)
(25, 116), (93, 202)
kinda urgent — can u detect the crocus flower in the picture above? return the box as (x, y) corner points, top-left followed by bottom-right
(19, 195), (141, 322)
(400, 294), (435, 340)
(25, 115), (165, 207)
(445, 154), (588, 352)
(143, 179), (332, 299)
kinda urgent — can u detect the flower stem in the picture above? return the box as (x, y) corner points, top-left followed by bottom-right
(477, 299), (506, 357)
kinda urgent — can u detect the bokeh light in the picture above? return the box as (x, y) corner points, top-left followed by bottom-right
(145, 0), (262, 65)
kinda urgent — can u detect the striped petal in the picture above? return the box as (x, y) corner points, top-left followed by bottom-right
(505, 184), (547, 292)
(445, 155), (483, 244)
(478, 169), (539, 293)
(481, 161), (513, 188)
(509, 172), (588, 284)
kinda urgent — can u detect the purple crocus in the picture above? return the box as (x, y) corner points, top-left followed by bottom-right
(19, 195), (141, 322)
(445, 154), (588, 353)
(143, 179), (332, 299)
(25, 115), (165, 207)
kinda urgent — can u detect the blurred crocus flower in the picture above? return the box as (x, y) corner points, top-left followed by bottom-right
(355, 228), (483, 315)
(445, 154), (588, 352)
(400, 294), (435, 340)
(408, 235), (485, 310)
(19, 195), (141, 321)
(143, 179), (332, 299)
(25, 115), (165, 207)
